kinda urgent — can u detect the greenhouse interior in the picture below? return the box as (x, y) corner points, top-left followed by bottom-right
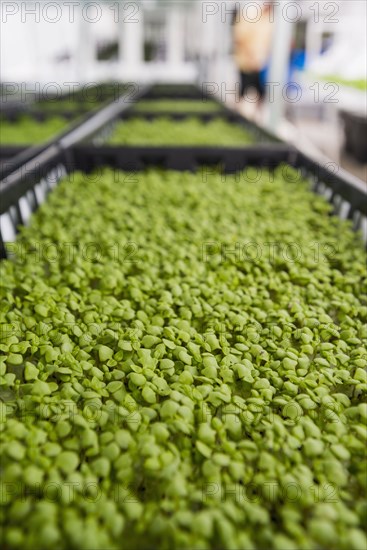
(0, 1), (366, 549)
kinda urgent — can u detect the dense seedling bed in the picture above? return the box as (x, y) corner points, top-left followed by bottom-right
(1, 167), (366, 550)
(0, 116), (68, 144)
(132, 100), (224, 113)
(108, 118), (253, 146)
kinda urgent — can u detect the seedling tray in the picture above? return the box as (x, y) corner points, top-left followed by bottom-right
(2, 82), (128, 108)
(2, 110), (80, 123)
(117, 109), (280, 145)
(0, 90), (143, 181)
(1, 142), (366, 259)
(76, 83), (282, 146)
(0, 83), (280, 181)
(0, 91), (125, 122)
(142, 84), (207, 100)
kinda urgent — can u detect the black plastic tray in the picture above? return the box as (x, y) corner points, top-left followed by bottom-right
(118, 109), (280, 144)
(0, 90), (142, 181)
(1, 110), (80, 122)
(37, 83), (128, 102)
(0, 83), (276, 180)
(72, 144), (290, 172)
(1, 82), (128, 111)
(339, 110), (367, 163)
(1, 143), (366, 259)
(122, 111), (227, 121)
(77, 84), (280, 146)
(0, 146), (27, 161)
(142, 84), (206, 100)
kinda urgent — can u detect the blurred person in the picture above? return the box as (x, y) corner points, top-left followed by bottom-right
(232, 1), (273, 119)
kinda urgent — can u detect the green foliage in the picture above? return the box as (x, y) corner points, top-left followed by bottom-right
(322, 76), (367, 91)
(0, 116), (67, 144)
(0, 167), (366, 550)
(35, 99), (91, 111)
(108, 117), (254, 145)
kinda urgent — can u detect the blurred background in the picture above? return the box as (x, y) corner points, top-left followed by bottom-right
(1, 0), (366, 181)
